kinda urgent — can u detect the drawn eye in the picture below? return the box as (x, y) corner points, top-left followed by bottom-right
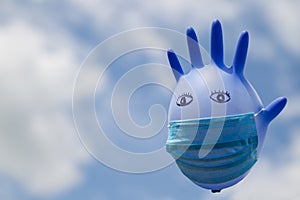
(210, 90), (231, 103)
(176, 93), (193, 106)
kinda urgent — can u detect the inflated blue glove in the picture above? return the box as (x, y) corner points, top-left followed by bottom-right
(166, 19), (287, 193)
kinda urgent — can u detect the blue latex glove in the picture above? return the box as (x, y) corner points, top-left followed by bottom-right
(166, 19), (287, 192)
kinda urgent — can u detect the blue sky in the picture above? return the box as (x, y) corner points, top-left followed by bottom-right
(0, 1), (300, 199)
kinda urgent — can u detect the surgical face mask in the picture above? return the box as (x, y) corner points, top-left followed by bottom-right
(166, 112), (258, 191)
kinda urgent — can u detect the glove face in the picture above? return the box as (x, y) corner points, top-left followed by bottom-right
(166, 20), (287, 192)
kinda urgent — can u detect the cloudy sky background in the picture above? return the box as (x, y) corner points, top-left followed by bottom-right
(0, 1), (300, 199)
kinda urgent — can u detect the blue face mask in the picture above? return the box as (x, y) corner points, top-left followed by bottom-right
(166, 112), (258, 191)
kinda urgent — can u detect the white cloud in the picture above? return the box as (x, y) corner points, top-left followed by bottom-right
(280, 95), (300, 120)
(1, 0), (299, 199)
(0, 20), (90, 195)
(264, 1), (300, 55)
(66, 0), (240, 33)
(68, 0), (300, 190)
(65, 0), (300, 78)
(228, 129), (300, 200)
(198, 128), (300, 200)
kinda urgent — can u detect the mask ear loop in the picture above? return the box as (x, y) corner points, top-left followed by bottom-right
(254, 108), (263, 118)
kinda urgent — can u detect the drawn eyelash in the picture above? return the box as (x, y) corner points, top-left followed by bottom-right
(178, 92), (192, 98)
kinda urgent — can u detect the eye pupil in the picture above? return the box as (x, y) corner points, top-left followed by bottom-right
(180, 97), (186, 105)
(217, 94), (225, 102)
